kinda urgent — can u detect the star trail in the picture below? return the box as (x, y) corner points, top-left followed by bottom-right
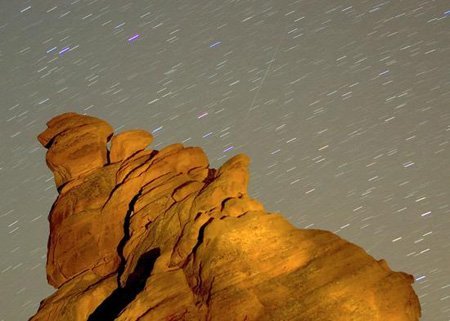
(0, 1), (449, 320)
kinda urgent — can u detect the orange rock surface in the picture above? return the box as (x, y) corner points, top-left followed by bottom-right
(109, 130), (153, 163)
(38, 112), (113, 189)
(30, 112), (421, 321)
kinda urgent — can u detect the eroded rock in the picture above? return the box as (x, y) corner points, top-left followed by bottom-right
(38, 112), (113, 188)
(30, 113), (421, 321)
(109, 130), (153, 164)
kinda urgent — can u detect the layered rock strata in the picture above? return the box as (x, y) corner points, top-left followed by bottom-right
(30, 112), (421, 321)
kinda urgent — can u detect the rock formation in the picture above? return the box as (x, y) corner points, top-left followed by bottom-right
(30, 112), (421, 321)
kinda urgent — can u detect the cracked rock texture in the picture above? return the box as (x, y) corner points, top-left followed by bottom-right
(30, 112), (421, 321)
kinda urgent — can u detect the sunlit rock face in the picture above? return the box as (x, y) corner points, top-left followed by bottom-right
(30, 112), (421, 321)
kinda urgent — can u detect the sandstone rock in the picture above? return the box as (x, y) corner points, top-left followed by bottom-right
(31, 113), (421, 321)
(109, 130), (153, 163)
(38, 113), (113, 188)
(30, 271), (117, 321)
(46, 164), (121, 287)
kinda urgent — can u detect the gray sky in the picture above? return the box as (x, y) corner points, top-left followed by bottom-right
(0, 1), (449, 320)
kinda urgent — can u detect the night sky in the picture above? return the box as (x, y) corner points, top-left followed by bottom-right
(1, 1), (449, 320)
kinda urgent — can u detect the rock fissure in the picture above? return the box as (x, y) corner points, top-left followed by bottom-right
(219, 197), (234, 212)
(117, 189), (144, 282)
(190, 217), (214, 261)
(118, 149), (159, 183)
(119, 148), (154, 165)
(139, 172), (183, 199)
(101, 181), (125, 211)
(87, 248), (161, 321)
(199, 169), (216, 192)
(41, 123), (97, 149)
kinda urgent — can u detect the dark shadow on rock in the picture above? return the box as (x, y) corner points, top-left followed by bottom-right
(87, 248), (161, 321)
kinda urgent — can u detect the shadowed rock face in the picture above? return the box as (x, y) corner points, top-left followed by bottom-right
(30, 112), (421, 321)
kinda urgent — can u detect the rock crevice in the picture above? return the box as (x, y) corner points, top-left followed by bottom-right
(88, 248), (161, 321)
